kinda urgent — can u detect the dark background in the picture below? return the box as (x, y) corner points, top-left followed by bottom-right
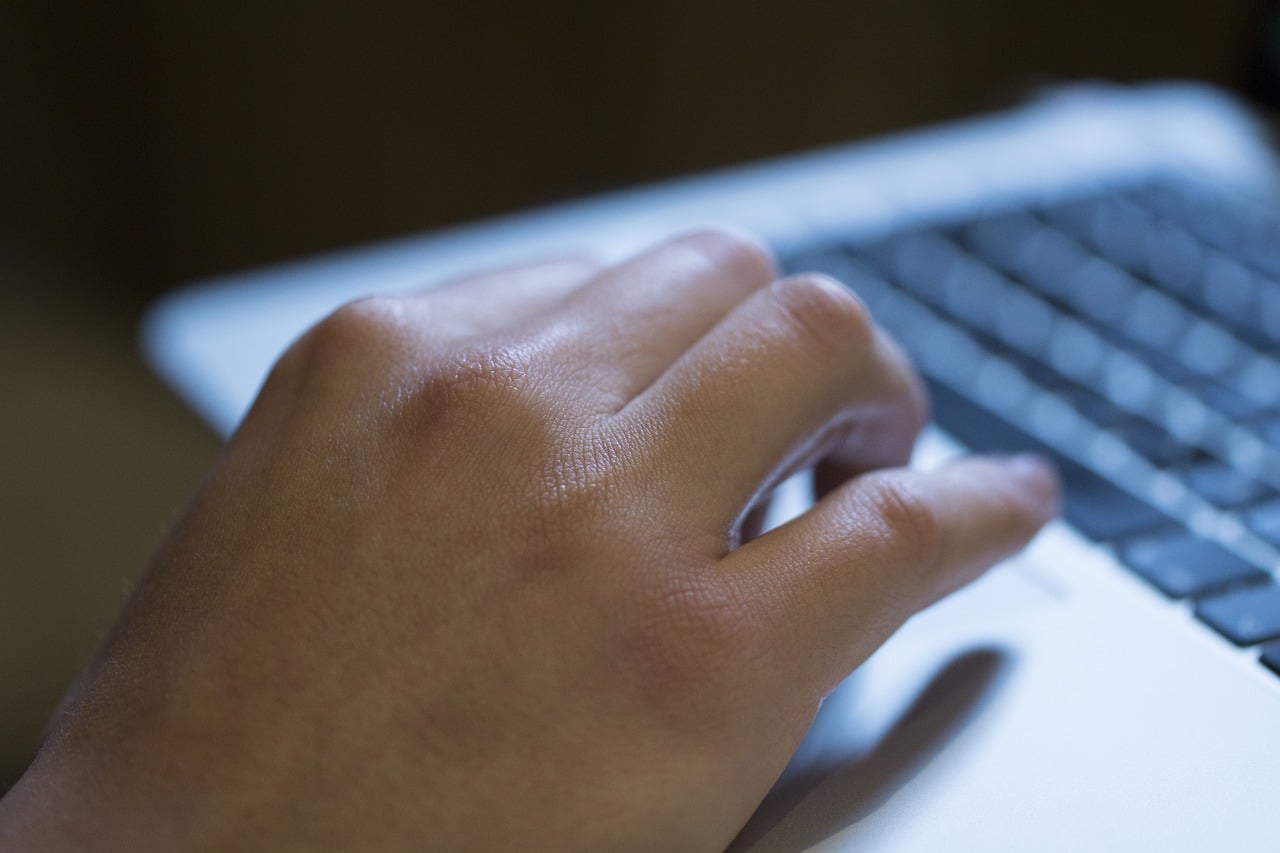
(2, 0), (1276, 788)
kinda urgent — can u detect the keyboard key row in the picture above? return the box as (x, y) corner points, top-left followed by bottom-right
(783, 178), (1280, 661)
(957, 216), (1268, 401)
(1083, 184), (1280, 350)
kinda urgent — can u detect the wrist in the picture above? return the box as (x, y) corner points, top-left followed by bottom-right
(1, 739), (246, 853)
(1, 752), (121, 852)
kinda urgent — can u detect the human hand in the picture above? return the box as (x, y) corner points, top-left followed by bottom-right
(0, 231), (1057, 852)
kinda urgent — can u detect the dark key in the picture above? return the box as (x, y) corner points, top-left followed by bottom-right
(1062, 466), (1175, 542)
(929, 383), (1172, 541)
(1112, 421), (1197, 468)
(1177, 321), (1242, 377)
(1090, 199), (1153, 270)
(940, 256), (1006, 327)
(1140, 182), (1247, 252)
(1060, 388), (1126, 428)
(1127, 182), (1179, 215)
(1041, 197), (1097, 239)
(1065, 258), (1137, 326)
(1138, 349), (1197, 386)
(1246, 500), (1280, 548)
(994, 287), (1056, 353)
(1197, 383), (1270, 422)
(1224, 321), (1276, 355)
(989, 347), (1066, 390)
(886, 232), (963, 301)
(1201, 252), (1256, 320)
(1257, 287), (1280, 342)
(850, 237), (898, 276)
(1183, 461), (1273, 508)
(1257, 416), (1280, 450)
(1260, 641), (1280, 677)
(1246, 228), (1280, 280)
(1196, 584), (1280, 645)
(1121, 293), (1188, 356)
(963, 213), (1040, 273)
(1120, 533), (1267, 598)
(1143, 221), (1202, 296)
(1010, 228), (1088, 299)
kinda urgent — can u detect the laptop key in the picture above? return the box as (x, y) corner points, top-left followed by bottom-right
(1259, 641), (1280, 678)
(1196, 584), (1280, 646)
(1120, 532), (1267, 598)
(962, 213), (1040, 273)
(1135, 348), (1197, 385)
(1061, 388), (1126, 428)
(1143, 221), (1202, 296)
(1177, 320), (1242, 377)
(1200, 251), (1256, 318)
(1110, 421), (1198, 468)
(1010, 228), (1088, 299)
(994, 347), (1068, 390)
(1246, 500), (1280, 548)
(1182, 461), (1272, 508)
(1196, 382), (1270, 421)
(1253, 415), (1280, 449)
(1065, 258), (1138, 326)
(885, 232), (961, 301)
(1091, 198), (1153, 270)
(1120, 291), (1188, 354)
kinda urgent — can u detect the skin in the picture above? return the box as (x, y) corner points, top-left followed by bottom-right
(0, 230), (1058, 852)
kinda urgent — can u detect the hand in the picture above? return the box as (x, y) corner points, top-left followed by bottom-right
(0, 231), (1057, 852)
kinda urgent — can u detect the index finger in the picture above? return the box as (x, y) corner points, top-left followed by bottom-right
(723, 454), (1059, 698)
(620, 274), (927, 536)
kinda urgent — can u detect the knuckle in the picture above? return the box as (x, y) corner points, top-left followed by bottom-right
(675, 228), (778, 285)
(316, 296), (405, 346)
(442, 344), (533, 397)
(292, 296), (407, 372)
(769, 273), (875, 355)
(418, 343), (539, 422)
(261, 296), (409, 404)
(864, 473), (945, 584)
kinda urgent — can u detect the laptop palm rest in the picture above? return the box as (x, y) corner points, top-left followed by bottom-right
(733, 430), (1280, 852)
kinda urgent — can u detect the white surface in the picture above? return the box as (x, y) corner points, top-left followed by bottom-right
(144, 83), (1280, 850)
(737, 430), (1280, 852)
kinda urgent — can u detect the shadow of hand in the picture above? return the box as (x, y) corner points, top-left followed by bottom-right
(731, 647), (1009, 852)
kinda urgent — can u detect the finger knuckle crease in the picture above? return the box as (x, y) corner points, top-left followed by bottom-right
(410, 345), (540, 429)
(870, 476), (944, 579)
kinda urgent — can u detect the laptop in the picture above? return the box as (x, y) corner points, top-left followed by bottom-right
(143, 83), (1280, 851)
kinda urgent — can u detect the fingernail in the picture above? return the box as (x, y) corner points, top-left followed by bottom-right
(1000, 453), (1060, 517)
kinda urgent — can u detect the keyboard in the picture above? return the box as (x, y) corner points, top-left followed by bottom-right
(782, 175), (1280, 674)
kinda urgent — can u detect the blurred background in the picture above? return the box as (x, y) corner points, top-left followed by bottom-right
(3, 0), (1279, 789)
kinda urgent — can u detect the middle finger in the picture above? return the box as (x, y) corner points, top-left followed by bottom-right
(620, 273), (927, 536)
